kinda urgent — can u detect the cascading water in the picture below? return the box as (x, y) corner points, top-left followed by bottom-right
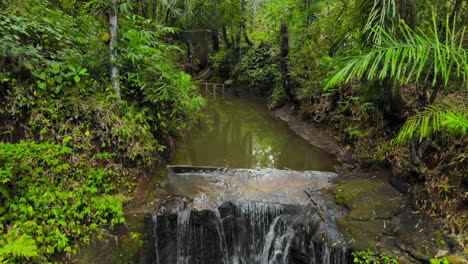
(176, 209), (191, 264)
(146, 197), (348, 264)
(227, 201), (286, 263)
(260, 216), (296, 264)
(139, 167), (348, 264)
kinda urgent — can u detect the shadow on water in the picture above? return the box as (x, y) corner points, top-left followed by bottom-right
(172, 96), (337, 171)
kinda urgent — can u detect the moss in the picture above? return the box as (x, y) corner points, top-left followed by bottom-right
(433, 231), (447, 246)
(446, 255), (468, 264)
(337, 218), (386, 250)
(433, 231), (443, 239)
(347, 192), (402, 220)
(333, 179), (382, 207)
(333, 178), (402, 220)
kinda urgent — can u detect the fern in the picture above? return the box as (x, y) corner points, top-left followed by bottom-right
(0, 228), (38, 262)
(391, 100), (468, 145)
(325, 14), (468, 89)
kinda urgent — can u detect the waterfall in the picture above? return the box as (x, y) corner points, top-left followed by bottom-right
(260, 216), (296, 264)
(148, 200), (348, 264)
(152, 211), (159, 264)
(176, 209), (191, 264)
(212, 208), (229, 264)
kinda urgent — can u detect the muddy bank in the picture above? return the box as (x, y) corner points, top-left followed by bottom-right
(271, 105), (467, 263)
(272, 105), (357, 173)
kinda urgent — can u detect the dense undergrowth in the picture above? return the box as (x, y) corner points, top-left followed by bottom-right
(202, 0), (468, 253)
(0, 0), (203, 262)
(1, 0), (467, 262)
(0, 142), (127, 261)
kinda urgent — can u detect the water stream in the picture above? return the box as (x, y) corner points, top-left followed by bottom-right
(147, 96), (348, 263)
(172, 96), (337, 171)
(71, 96), (348, 263)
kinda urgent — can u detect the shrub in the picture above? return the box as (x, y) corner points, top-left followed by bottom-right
(231, 44), (278, 97)
(0, 142), (129, 262)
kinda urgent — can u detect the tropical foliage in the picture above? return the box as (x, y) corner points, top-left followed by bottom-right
(1, 0), (467, 261)
(231, 44), (277, 96)
(392, 101), (468, 145)
(0, 142), (128, 262)
(0, 0), (203, 262)
(204, 0), (467, 250)
(326, 17), (468, 89)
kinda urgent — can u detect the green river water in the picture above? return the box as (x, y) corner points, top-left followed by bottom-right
(171, 96), (337, 171)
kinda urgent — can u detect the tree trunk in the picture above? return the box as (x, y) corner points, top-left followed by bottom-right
(280, 21), (296, 104)
(241, 0), (253, 47)
(186, 40), (193, 74)
(243, 29), (253, 47)
(154, 1), (159, 21)
(410, 137), (429, 180)
(212, 30), (220, 52)
(109, 0), (120, 98)
(222, 26), (231, 49)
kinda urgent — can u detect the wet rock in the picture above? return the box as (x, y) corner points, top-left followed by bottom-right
(337, 218), (387, 250)
(330, 174), (465, 262)
(333, 178), (403, 221)
(166, 167), (338, 204)
(389, 173), (410, 193)
(446, 255), (468, 264)
(393, 212), (451, 262)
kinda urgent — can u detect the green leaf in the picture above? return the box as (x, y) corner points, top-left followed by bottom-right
(62, 135), (73, 145)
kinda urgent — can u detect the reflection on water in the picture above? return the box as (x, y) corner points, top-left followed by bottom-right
(172, 96), (337, 171)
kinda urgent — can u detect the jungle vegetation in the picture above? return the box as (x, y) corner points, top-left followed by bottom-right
(0, 0), (466, 262)
(202, 0), (467, 253)
(0, 0), (203, 261)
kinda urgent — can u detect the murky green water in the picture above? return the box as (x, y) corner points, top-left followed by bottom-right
(172, 96), (336, 171)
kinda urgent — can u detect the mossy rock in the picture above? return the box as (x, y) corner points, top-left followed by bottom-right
(395, 212), (451, 261)
(333, 179), (382, 207)
(337, 218), (386, 250)
(446, 255), (468, 264)
(333, 178), (403, 220)
(347, 192), (403, 221)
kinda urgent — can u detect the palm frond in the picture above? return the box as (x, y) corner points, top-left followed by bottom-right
(325, 14), (468, 90)
(360, 0), (397, 35)
(391, 100), (468, 145)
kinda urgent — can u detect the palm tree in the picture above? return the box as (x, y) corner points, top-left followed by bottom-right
(392, 100), (468, 146)
(325, 11), (468, 176)
(326, 16), (467, 92)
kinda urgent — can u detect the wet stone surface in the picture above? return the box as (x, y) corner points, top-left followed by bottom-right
(165, 166), (338, 204)
(331, 174), (455, 262)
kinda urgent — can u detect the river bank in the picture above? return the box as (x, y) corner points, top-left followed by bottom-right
(271, 104), (467, 263)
